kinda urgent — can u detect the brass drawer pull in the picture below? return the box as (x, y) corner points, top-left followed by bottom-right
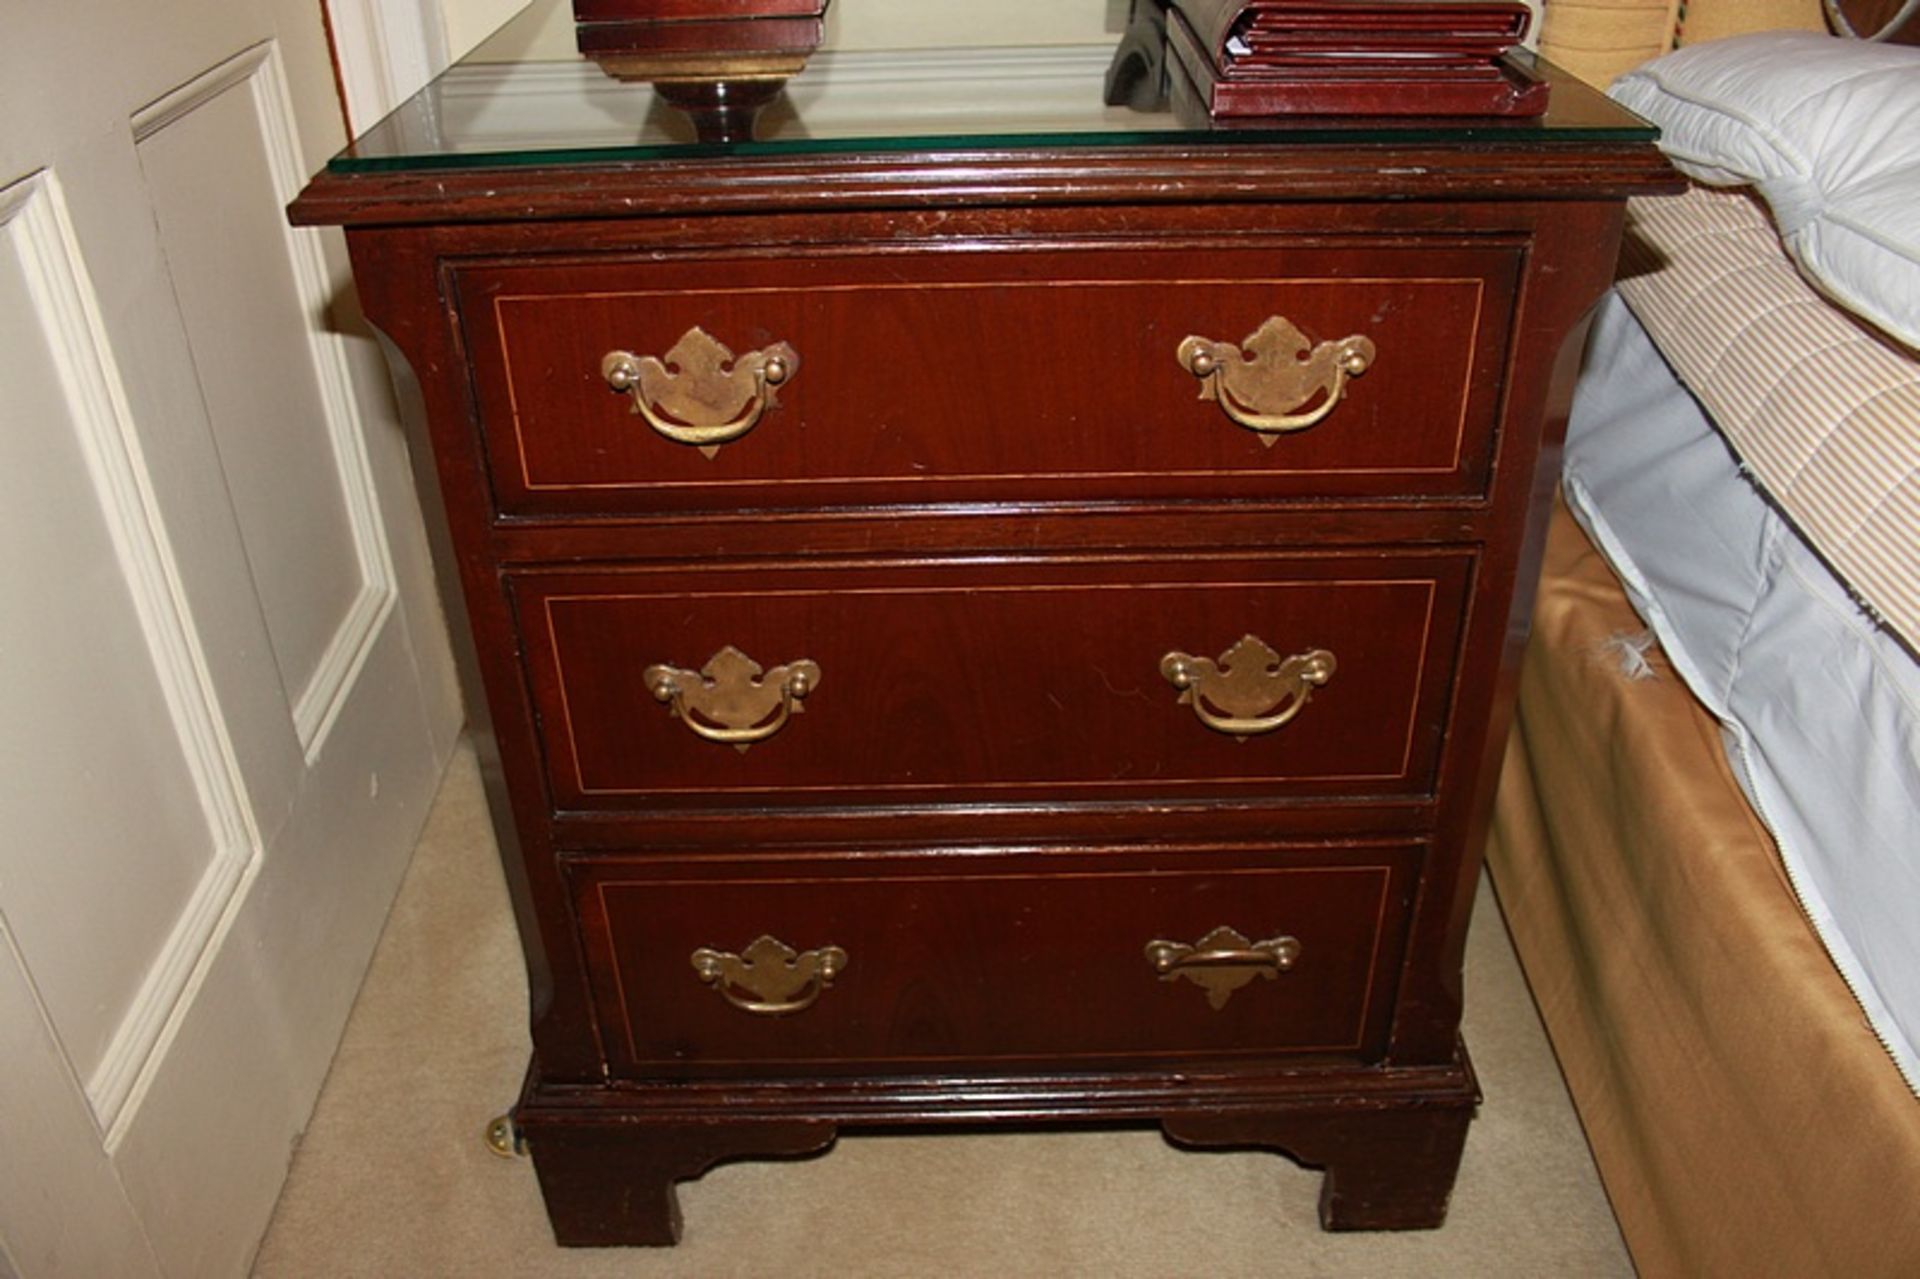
(1146, 925), (1302, 1010)
(603, 326), (798, 458)
(1161, 636), (1336, 740)
(1177, 316), (1374, 444)
(644, 646), (820, 753)
(691, 935), (848, 1016)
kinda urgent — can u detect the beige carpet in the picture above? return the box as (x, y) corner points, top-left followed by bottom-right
(253, 742), (1632, 1277)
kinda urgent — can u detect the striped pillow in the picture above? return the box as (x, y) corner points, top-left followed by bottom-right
(1614, 183), (1920, 652)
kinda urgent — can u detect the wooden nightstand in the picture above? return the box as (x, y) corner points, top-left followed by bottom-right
(293, 8), (1674, 1246)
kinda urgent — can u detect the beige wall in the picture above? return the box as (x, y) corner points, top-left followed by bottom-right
(444, 0), (533, 59)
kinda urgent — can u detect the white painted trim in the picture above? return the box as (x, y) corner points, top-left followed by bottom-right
(0, 171), (261, 1144)
(326, 0), (451, 134)
(325, 0), (397, 134)
(131, 44), (400, 762)
(88, 866), (258, 1150)
(127, 48), (265, 143)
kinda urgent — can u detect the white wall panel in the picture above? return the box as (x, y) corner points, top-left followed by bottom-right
(0, 171), (257, 1136)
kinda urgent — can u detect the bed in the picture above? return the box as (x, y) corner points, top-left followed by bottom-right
(1489, 6), (1920, 1275)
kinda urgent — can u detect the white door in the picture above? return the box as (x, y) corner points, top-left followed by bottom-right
(0, 1), (461, 1274)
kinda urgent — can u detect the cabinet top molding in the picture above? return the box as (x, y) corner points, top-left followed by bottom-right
(293, 31), (1676, 227)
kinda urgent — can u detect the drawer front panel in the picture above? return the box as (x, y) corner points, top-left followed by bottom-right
(571, 844), (1420, 1076)
(457, 241), (1519, 516)
(514, 551), (1472, 812)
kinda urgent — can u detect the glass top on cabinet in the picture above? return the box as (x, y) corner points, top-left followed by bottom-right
(329, 0), (1656, 174)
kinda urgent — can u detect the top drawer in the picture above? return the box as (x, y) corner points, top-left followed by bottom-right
(455, 240), (1520, 518)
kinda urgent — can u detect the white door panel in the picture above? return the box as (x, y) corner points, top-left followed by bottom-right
(108, 635), (450, 1277)
(0, 173), (258, 1137)
(138, 82), (368, 731)
(134, 45), (396, 754)
(0, 1), (460, 1274)
(0, 175), (226, 1093)
(0, 917), (161, 1279)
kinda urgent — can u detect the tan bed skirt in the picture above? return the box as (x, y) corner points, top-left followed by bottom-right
(1488, 499), (1920, 1278)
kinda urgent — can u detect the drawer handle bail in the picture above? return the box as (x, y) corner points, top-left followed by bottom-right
(691, 935), (849, 1016)
(1161, 636), (1336, 740)
(645, 646), (820, 753)
(1146, 926), (1302, 1011)
(1177, 316), (1374, 444)
(603, 326), (798, 459)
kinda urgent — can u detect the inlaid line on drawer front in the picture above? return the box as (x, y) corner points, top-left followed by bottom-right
(513, 552), (1472, 811)
(602, 870), (1392, 1064)
(459, 241), (1520, 516)
(491, 275), (1487, 491)
(571, 850), (1416, 1074)
(546, 580), (1436, 794)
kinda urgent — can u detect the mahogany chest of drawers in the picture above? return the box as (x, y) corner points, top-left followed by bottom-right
(293, 26), (1674, 1246)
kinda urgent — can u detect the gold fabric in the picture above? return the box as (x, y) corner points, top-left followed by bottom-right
(1488, 500), (1920, 1278)
(1538, 0), (1828, 85)
(1539, 1), (1679, 85)
(1678, 0), (1827, 44)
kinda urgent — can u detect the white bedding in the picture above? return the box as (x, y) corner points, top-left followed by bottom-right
(1561, 293), (1920, 1092)
(1609, 33), (1920, 350)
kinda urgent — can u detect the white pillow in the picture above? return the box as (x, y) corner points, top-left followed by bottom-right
(1609, 33), (1920, 349)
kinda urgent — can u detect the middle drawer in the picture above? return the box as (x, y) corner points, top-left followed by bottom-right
(512, 549), (1473, 813)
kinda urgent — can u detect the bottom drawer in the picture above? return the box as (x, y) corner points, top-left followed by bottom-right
(570, 843), (1421, 1078)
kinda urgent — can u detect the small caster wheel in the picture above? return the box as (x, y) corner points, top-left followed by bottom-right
(484, 1113), (526, 1158)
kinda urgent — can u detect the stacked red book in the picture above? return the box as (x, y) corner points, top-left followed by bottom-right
(1170, 0), (1548, 117)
